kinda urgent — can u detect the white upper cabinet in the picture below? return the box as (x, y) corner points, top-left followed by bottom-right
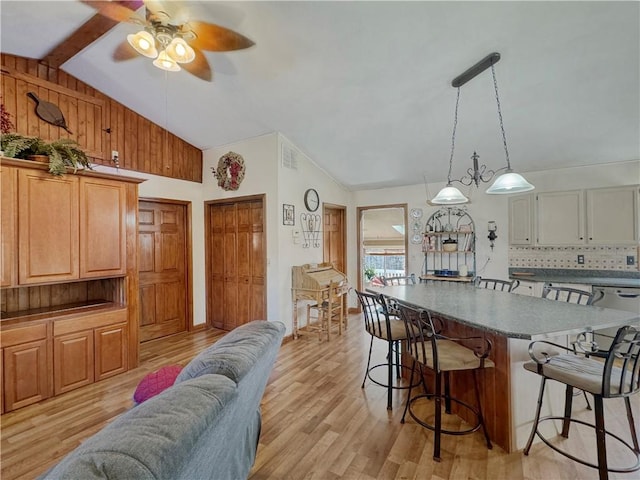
(509, 194), (534, 245)
(536, 190), (585, 245)
(586, 186), (639, 245)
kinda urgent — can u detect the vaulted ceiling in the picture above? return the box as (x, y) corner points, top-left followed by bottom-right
(1, 1), (638, 190)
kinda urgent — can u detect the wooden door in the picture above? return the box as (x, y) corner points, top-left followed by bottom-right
(18, 169), (79, 284)
(80, 178), (127, 278)
(1, 165), (17, 287)
(138, 200), (188, 342)
(323, 205), (346, 274)
(207, 197), (266, 331)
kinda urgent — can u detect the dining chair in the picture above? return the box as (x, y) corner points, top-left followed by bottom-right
(382, 274), (417, 286)
(354, 289), (416, 410)
(523, 325), (640, 480)
(306, 281), (345, 341)
(398, 304), (494, 462)
(382, 274), (417, 317)
(474, 276), (520, 292)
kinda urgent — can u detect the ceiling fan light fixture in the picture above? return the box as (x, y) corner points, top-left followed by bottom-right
(166, 37), (195, 64)
(431, 185), (469, 205)
(127, 30), (158, 58)
(486, 170), (535, 194)
(153, 50), (181, 72)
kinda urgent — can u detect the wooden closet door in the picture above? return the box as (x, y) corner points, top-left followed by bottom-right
(138, 201), (187, 342)
(207, 198), (265, 331)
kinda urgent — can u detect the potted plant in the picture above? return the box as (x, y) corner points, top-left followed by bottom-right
(0, 133), (92, 176)
(364, 266), (376, 282)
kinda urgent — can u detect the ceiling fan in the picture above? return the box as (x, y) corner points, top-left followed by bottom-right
(82, 0), (255, 81)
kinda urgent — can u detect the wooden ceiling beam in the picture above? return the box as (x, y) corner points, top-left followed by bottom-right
(40, 1), (142, 68)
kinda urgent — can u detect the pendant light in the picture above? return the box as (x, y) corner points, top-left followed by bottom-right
(432, 53), (534, 202)
(431, 87), (469, 205)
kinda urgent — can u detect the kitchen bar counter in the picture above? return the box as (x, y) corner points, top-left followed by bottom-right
(366, 282), (638, 453)
(367, 282), (638, 340)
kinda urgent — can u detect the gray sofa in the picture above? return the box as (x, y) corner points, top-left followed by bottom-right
(40, 320), (286, 480)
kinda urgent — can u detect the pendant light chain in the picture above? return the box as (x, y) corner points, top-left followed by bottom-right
(491, 64), (511, 171)
(447, 87), (461, 183)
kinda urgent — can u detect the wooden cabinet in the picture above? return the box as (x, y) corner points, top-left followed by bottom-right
(586, 186), (639, 245)
(80, 178), (127, 278)
(54, 330), (94, 395)
(537, 190), (585, 245)
(18, 169), (80, 284)
(1, 322), (51, 412)
(508, 194), (534, 245)
(1, 165), (17, 287)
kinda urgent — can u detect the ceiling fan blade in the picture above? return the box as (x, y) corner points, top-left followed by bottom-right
(182, 48), (213, 82)
(187, 21), (254, 52)
(81, 1), (145, 24)
(112, 40), (139, 61)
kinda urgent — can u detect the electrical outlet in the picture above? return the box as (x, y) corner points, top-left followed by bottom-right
(627, 255), (635, 265)
(577, 255), (585, 264)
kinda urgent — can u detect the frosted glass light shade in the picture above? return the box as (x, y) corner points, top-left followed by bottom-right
(153, 50), (181, 72)
(166, 38), (195, 64)
(127, 30), (158, 58)
(486, 171), (535, 194)
(431, 185), (469, 205)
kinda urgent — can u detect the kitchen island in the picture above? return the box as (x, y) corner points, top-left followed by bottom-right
(367, 282), (639, 452)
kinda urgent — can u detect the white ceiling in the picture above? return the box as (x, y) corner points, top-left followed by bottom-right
(1, 1), (638, 190)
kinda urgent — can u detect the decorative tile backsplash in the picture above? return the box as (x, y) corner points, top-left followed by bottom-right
(509, 246), (639, 271)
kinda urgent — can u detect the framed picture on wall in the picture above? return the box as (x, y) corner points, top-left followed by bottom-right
(283, 204), (295, 226)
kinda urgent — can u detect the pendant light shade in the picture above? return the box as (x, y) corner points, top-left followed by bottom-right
(153, 50), (181, 72)
(486, 171), (535, 194)
(166, 37), (196, 64)
(431, 185), (469, 205)
(127, 30), (158, 59)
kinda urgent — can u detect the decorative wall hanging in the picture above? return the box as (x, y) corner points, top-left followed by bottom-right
(283, 204), (295, 226)
(27, 92), (72, 133)
(212, 151), (246, 191)
(300, 213), (321, 248)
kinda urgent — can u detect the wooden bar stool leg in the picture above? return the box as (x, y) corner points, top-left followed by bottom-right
(594, 396), (608, 480)
(562, 385), (574, 438)
(434, 371), (443, 462)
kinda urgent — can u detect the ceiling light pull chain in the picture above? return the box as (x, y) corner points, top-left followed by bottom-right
(447, 87), (461, 184)
(491, 64), (511, 172)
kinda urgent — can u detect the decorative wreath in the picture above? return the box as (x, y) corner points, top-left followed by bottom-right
(212, 151), (246, 191)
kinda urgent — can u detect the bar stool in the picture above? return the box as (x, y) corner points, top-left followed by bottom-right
(399, 304), (494, 461)
(541, 283), (603, 305)
(474, 276), (520, 292)
(523, 325), (640, 480)
(354, 290), (417, 410)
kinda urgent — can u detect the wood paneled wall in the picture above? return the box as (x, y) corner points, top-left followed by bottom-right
(0, 54), (202, 182)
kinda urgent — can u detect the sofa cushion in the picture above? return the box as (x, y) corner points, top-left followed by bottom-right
(40, 374), (237, 479)
(133, 364), (183, 404)
(175, 320), (285, 385)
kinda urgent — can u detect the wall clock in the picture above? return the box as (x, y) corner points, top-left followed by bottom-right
(304, 188), (319, 212)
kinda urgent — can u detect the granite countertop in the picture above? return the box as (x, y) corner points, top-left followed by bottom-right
(508, 268), (640, 288)
(367, 282), (639, 340)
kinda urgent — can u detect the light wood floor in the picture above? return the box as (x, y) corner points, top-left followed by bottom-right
(1, 314), (638, 479)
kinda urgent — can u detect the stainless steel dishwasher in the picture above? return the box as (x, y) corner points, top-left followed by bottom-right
(592, 286), (640, 349)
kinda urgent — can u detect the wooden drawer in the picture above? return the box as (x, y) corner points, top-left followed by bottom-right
(53, 309), (127, 337)
(1, 322), (48, 348)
